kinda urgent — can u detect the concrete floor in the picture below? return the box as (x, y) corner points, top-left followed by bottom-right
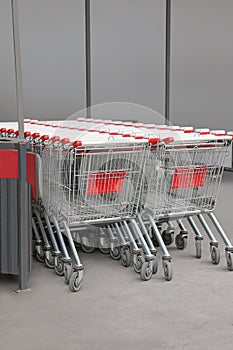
(0, 171), (233, 350)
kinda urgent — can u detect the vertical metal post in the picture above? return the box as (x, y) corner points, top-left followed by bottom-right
(85, 0), (92, 118)
(17, 142), (28, 291)
(165, 0), (171, 124)
(11, 0), (24, 138)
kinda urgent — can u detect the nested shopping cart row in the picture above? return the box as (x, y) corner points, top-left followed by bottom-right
(0, 119), (233, 291)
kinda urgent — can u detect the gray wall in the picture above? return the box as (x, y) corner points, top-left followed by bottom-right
(0, 0), (232, 129)
(171, 0), (233, 130)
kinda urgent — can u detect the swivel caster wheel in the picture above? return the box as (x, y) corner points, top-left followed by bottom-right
(64, 264), (72, 284)
(152, 257), (158, 275)
(140, 261), (153, 281)
(226, 252), (233, 271)
(69, 272), (82, 292)
(81, 241), (95, 253)
(163, 260), (172, 281)
(35, 251), (45, 263)
(195, 240), (202, 259)
(133, 254), (145, 273)
(45, 256), (55, 269)
(54, 257), (64, 276)
(121, 247), (131, 267)
(210, 246), (220, 265)
(175, 234), (187, 250)
(162, 230), (174, 246)
(110, 247), (121, 260)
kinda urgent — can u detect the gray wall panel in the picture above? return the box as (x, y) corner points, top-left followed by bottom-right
(171, 0), (233, 130)
(91, 0), (165, 120)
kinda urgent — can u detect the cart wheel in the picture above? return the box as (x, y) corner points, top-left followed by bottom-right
(140, 262), (153, 281)
(226, 252), (233, 271)
(162, 230), (174, 246)
(121, 247), (131, 267)
(195, 240), (202, 259)
(163, 260), (172, 281)
(151, 235), (159, 247)
(152, 257), (158, 275)
(35, 251), (45, 263)
(211, 246), (220, 265)
(110, 247), (121, 260)
(54, 258), (64, 276)
(64, 264), (72, 284)
(69, 272), (82, 292)
(81, 243), (95, 253)
(175, 234), (187, 250)
(133, 254), (144, 273)
(99, 246), (110, 254)
(45, 256), (55, 269)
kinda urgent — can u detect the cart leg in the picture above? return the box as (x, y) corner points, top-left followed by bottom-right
(208, 212), (233, 271)
(61, 221), (84, 291)
(175, 219), (188, 250)
(106, 225), (121, 260)
(187, 216), (203, 259)
(161, 221), (175, 246)
(50, 216), (72, 278)
(33, 209), (53, 266)
(43, 212), (63, 271)
(113, 223), (131, 268)
(99, 227), (110, 254)
(128, 219), (155, 281)
(120, 221), (144, 274)
(197, 214), (220, 265)
(32, 217), (44, 259)
(137, 214), (157, 255)
(145, 214), (172, 281)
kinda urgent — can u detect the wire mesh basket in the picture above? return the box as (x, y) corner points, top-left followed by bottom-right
(42, 142), (149, 225)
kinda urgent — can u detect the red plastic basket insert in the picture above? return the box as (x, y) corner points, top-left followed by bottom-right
(171, 166), (208, 189)
(86, 170), (127, 195)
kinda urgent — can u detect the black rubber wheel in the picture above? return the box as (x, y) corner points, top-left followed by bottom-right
(133, 254), (144, 273)
(226, 252), (233, 271)
(163, 260), (172, 281)
(81, 243), (95, 253)
(35, 251), (45, 263)
(162, 230), (173, 246)
(69, 272), (82, 292)
(64, 264), (72, 284)
(110, 247), (121, 260)
(175, 234), (187, 250)
(54, 258), (64, 276)
(140, 262), (153, 281)
(195, 240), (202, 259)
(152, 257), (158, 275)
(211, 246), (220, 265)
(121, 247), (131, 267)
(45, 256), (55, 269)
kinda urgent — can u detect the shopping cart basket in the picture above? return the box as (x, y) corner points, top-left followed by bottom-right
(41, 134), (154, 289)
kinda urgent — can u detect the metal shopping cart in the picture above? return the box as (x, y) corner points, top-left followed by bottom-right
(41, 134), (154, 290)
(136, 130), (232, 280)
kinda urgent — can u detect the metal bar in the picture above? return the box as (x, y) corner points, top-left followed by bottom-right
(177, 218), (186, 232)
(17, 142), (28, 290)
(137, 214), (156, 253)
(197, 214), (218, 244)
(62, 221), (83, 267)
(85, 0), (91, 118)
(146, 214), (171, 258)
(208, 212), (233, 247)
(128, 219), (152, 257)
(165, 0), (171, 124)
(187, 216), (203, 239)
(11, 0), (24, 138)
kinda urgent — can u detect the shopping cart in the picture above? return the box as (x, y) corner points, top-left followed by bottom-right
(41, 133), (155, 290)
(136, 129), (232, 280)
